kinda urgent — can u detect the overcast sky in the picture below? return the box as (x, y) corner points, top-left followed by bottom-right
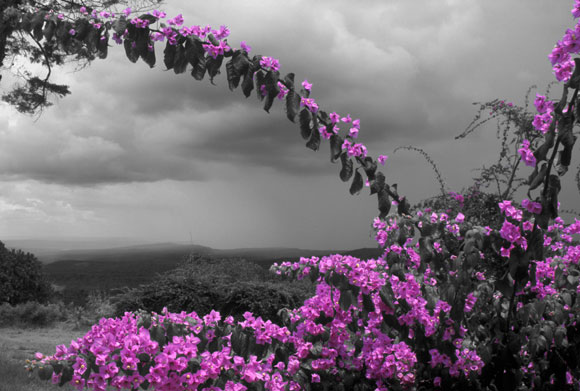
(1, 0), (579, 250)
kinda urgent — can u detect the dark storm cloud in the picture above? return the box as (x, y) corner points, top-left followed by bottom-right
(1, 0), (576, 189)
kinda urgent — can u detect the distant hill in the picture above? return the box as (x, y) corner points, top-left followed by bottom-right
(26, 241), (383, 305)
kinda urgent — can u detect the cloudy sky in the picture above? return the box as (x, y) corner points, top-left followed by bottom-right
(0, 0), (579, 250)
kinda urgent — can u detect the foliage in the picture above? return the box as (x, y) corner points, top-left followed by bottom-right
(113, 256), (314, 324)
(0, 241), (54, 305)
(0, 301), (67, 327)
(0, 0), (162, 114)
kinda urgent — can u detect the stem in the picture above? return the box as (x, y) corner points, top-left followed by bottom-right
(505, 279), (518, 334)
(503, 159), (521, 200)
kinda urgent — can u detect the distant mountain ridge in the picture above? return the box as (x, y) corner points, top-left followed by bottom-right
(34, 241), (383, 305)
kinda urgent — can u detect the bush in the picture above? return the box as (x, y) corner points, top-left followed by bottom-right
(0, 302), (67, 327)
(113, 256), (314, 322)
(0, 241), (53, 305)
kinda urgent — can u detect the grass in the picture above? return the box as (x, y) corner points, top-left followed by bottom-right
(0, 324), (89, 391)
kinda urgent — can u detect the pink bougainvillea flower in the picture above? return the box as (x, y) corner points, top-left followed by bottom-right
(260, 56), (280, 72)
(300, 97), (318, 113)
(549, 43), (571, 65)
(554, 58), (574, 81)
(534, 94), (554, 114)
(518, 140), (536, 167)
(574, 2), (580, 18)
(329, 112), (340, 124)
(378, 155), (388, 165)
(302, 79), (312, 91)
(122, 7), (131, 17)
(212, 25), (230, 39)
(240, 41), (251, 53)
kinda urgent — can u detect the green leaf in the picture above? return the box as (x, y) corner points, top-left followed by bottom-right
(340, 153), (354, 182)
(141, 45), (155, 68)
(349, 169), (363, 195)
(329, 135), (343, 163)
(299, 109), (312, 140)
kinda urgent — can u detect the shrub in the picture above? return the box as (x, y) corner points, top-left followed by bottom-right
(0, 302), (67, 328)
(112, 256), (315, 321)
(0, 241), (53, 305)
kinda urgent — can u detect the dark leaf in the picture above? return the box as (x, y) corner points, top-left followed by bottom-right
(349, 169), (363, 195)
(362, 157), (378, 181)
(191, 54), (207, 81)
(378, 190), (391, 218)
(528, 162), (548, 190)
(173, 44), (188, 74)
(184, 36), (202, 68)
(206, 54), (224, 84)
(283, 73), (295, 89)
(232, 51), (250, 74)
(299, 109), (312, 140)
(226, 59), (240, 91)
(329, 135), (343, 163)
(496, 272), (513, 299)
(241, 68), (254, 98)
(370, 171), (386, 195)
(286, 90), (301, 122)
(340, 153), (354, 182)
(123, 39), (139, 63)
(38, 365), (53, 381)
(96, 33), (109, 60)
(362, 294), (374, 313)
(31, 12), (45, 41)
(263, 70), (280, 113)
(163, 41), (176, 70)
(533, 128), (556, 162)
(43, 20), (56, 41)
(397, 197), (411, 215)
(255, 70), (266, 101)
(305, 120), (321, 151)
(112, 18), (128, 35)
(339, 289), (355, 311)
(59, 365), (73, 387)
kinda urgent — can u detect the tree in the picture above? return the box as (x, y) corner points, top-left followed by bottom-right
(0, 0), (161, 114)
(0, 240), (53, 304)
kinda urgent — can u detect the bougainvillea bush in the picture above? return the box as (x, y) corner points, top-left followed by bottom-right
(3, 0), (580, 390)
